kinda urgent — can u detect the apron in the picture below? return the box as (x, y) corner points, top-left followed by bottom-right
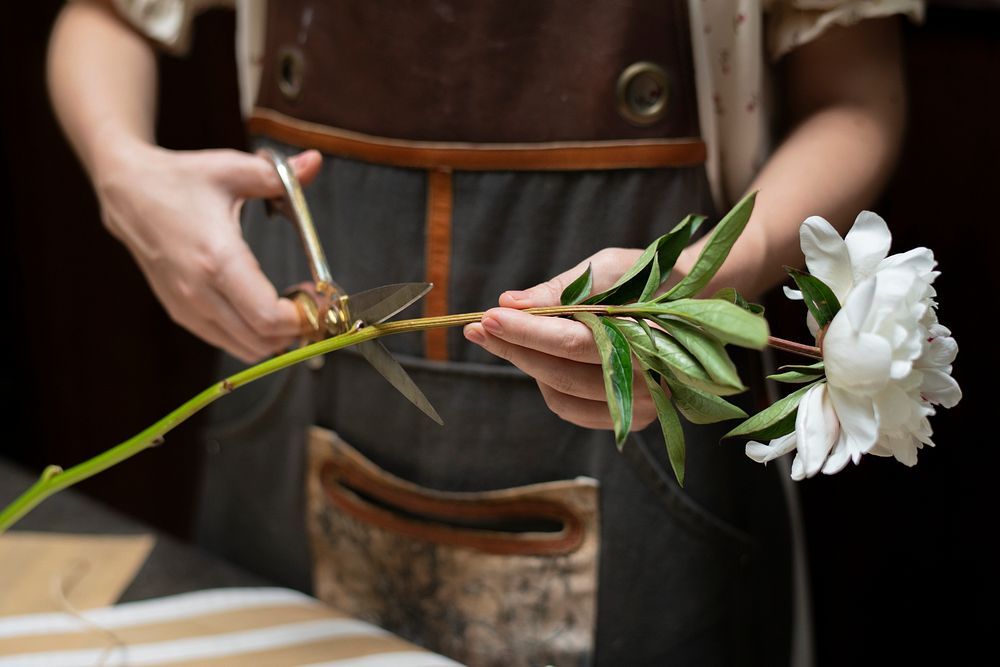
(196, 2), (793, 665)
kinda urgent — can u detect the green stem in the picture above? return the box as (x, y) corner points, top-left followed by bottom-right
(0, 305), (603, 533)
(0, 303), (818, 533)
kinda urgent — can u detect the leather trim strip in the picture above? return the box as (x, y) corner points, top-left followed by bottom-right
(319, 460), (585, 558)
(423, 169), (452, 361)
(249, 107), (707, 171)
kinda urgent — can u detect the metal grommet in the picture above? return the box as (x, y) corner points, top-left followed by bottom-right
(277, 46), (305, 101)
(616, 61), (669, 126)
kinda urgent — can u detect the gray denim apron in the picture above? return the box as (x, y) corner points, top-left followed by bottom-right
(195, 2), (793, 665)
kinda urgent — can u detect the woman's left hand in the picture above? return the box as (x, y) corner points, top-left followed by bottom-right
(463, 247), (662, 431)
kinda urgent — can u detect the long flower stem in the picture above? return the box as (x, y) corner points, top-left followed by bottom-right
(0, 304), (820, 533)
(0, 306), (602, 533)
(766, 336), (823, 360)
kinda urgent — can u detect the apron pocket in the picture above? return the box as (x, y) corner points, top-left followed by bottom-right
(307, 426), (600, 667)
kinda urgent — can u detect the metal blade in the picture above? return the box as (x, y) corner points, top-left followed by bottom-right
(347, 282), (433, 326)
(356, 339), (444, 425)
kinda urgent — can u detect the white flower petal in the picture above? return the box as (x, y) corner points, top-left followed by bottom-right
(927, 321), (951, 338)
(783, 286), (804, 301)
(868, 440), (894, 457)
(921, 369), (962, 408)
(878, 247), (937, 280)
(882, 433), (922, 467)
(791, 454), (806, 481)
(806, 312), (820, 338)
(824, 311), (892, 395)
(839, 272), (878, 331)
(844, 211), (891, 282)
(799, 216), (854, 300)
(821, 430), (852, 475)
(874, 384), (921, 434)
(890, 359), (914, 381)
(864, 268), (920, 333)
(795, 383), (840, 478)
(746, 432), (798, 464)
(828, 385), (879, 459)
(923, 333), (958, 368)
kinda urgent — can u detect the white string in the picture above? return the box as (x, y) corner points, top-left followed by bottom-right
(50, 557), (123, 667)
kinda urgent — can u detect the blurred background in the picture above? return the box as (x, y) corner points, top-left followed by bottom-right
(2, 2), (996, 664)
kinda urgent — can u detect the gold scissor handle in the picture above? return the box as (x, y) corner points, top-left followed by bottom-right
(260, 149), (351, 339)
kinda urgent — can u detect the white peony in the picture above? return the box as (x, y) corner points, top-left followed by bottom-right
(747, 212), (961, 479)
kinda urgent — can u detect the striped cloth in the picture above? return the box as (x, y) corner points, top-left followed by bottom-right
(0, 587), (463, 666)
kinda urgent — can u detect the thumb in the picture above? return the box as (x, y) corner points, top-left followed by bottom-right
(289, 149), (322, 186)
(498, 258), (592, 309)
(217, 149), (323, 198)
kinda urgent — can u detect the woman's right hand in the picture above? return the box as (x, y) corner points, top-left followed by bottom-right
(94, 141), (323, 362)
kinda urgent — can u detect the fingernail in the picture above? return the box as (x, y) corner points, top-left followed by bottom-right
(464, 324), (486, 345)
(482, 316), (502, 335)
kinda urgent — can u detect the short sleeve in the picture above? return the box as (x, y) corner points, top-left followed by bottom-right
(111, 0), (234, 54)
(763, 0), (925, 60)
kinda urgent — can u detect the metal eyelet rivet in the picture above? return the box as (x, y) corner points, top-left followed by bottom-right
(277, 46), (305, 102)
(616, 61), (669, 126)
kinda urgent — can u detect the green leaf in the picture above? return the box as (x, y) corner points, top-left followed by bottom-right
(576, 313), (634, 447)
(635, 317), (657, 344)
(585, 214), (705, 305)
(662, 372), (748, 424)
(724, 381), (819, 441)
(640, 298), (769, 349)
(642, 372), (686, 486)
(614, 319), (743, 396)
(659, 191), (757, 301)
(639, 254), (662, 303)
(711, 287), (765, 315)
(768, 361), (826, 384)
(654, 318), (742, 388)
(778, 362), (825, 374)
(786, 267), (841, 328)
(767, 370), (824, 384)
(560, 263), (594, 305)
(712, 287), (748, 308)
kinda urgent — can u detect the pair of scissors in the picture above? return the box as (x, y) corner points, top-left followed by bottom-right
(261, 149), (442, 425)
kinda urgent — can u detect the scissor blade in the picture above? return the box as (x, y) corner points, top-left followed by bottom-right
(356, 340), (444, 425)
(348, 282), (433, 326)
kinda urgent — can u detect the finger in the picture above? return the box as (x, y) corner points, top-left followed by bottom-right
(198, 318), (265, 364)
(135, 256), (270, 362)
(465, 324), (608, 401)
(213, 149), (322, 198)
(536, 383), (614, 430)
(499, 257), (592, 309)
(477, 308), (602, 364)
(539, 381), (658, 432)
(499, 248), (644, 308)
(467, 319), (657, 404)
(212, 242), (303, 338)
(289, 150), (322, 185)
(196, 288), (285, 361)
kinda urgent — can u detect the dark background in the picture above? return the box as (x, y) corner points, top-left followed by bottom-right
(1, 3), (995, 664)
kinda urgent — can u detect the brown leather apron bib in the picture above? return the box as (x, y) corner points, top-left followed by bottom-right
(197, 2), (793, 665)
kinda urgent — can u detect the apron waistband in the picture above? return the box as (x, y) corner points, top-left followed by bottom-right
(249, 107), (706, 172)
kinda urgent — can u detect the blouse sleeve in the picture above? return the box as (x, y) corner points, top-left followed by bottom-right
(110, 0), (234, 54)
(763, 0), (925, 60)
